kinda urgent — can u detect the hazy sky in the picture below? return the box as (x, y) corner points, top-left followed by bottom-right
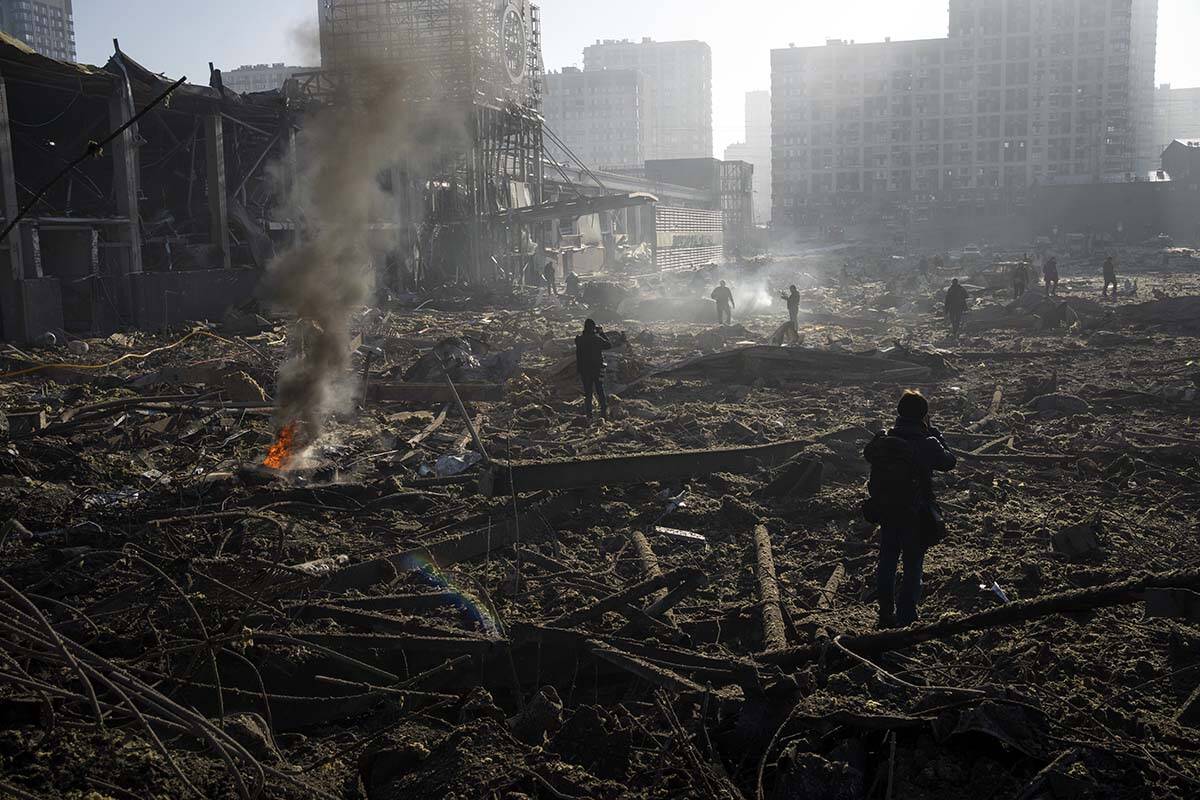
(76, 0), (1200, 157)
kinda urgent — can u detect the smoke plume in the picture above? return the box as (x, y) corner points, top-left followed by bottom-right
(265, 47), (469, 441)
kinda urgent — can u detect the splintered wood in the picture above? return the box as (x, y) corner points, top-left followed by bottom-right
(753, 524), (788, 652)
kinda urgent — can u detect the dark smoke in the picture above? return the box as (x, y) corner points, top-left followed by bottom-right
(265, 47), (470, 441)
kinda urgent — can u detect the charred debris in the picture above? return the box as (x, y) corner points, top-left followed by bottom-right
(3, 244), (1200, 798)
(2, 17), (1200, 800)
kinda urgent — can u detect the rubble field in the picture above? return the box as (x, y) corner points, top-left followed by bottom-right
(1, 263), (1199, 799)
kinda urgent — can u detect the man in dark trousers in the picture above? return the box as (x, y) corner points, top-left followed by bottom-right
(781, 285), (801, 333)
(575, 319), (612, 421)
(1102, 256), (1118, 300)
(711, 280), (735, 325)
(867, 391), (957, 628)
(565, 270), (581, 298)
(1012, 258), (1029, 299)
(543, 260), (558, 296)
(1043, 256), (1059, 296)
(944, 278), (969, 339)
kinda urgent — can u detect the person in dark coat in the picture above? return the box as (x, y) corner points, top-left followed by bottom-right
(1012, 259), (1029, 299)
(875, 391), (957, 628)
(1043, 256), (1059, 296)
(1102, 256), (1118, 300)
(944, 278), (969, 339)
(711, 281), (735, 325)
(575, 319), (612, 421)
(543, 260), (558, 296)
(781, 285), (801, 333)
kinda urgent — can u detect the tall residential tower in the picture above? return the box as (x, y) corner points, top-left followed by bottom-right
(0, 0), (75, 62)
(584, 38), (713, 161)
(772, 0), (1159, 227)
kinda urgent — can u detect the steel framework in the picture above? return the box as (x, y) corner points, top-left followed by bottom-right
(295, 0), (545, 283)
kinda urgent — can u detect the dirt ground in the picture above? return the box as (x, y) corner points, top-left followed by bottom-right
(0, 255), (1198, 799)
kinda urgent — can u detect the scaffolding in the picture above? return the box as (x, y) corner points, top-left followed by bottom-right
(297, 0), (545, 283)
(318, 0), (542, 109)
(720, 160), (754, 257)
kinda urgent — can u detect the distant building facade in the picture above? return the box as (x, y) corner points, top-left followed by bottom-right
(724, 90), (771, 223)
(0, 0), (74, 62)
(772, 0), (1160, 229)
(222, 64), (317, 94)
(1153, 85), (1200, 162)
(584, 38), (712, 162)
(543, 67), (642, 170)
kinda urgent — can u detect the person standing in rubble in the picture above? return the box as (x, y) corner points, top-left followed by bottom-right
(781, 285), (801, 334)
(575, 319), (612, 422)
(711, 280), (735, 325)
(543, 260), (558, 297)
(864, 391), (957, 628)
(1043, 256), (1059, 296)
(1102, 256), (1118, 300)
(1011, 260), (1028, 300)
(944, 278), (969, 340)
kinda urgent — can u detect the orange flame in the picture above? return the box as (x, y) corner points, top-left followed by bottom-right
(263, 422), (299, 471)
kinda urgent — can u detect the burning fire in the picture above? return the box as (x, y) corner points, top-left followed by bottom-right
(263, 422), (299, 471)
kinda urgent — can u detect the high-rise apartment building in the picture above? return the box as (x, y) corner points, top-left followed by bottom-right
(222, 63), (318, 95)
(772, 0), (1159, 227)
(543, 67), (642, 170)
(584, 38), (712, 161)
(0, 0), (75, 62)
(724, 91), (772, 223)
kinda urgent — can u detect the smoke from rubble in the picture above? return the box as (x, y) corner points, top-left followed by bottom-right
(264, 30), (470, 441)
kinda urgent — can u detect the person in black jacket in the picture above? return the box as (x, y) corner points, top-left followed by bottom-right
(944, 278), (969, 340)
(575, 319), (612, 421)
(875, 390), (957, 628)
(781, 285), (801, 333)
(711, 281), (735, 325)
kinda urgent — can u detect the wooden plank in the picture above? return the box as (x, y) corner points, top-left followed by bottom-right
(754, 525), (788, 652)
(406, 403), (449, 447)
(818, 564), (845, 611)
(548, 567), (704, 630)
(479, 437), (813, 496)
(761, 569), (1200, 671)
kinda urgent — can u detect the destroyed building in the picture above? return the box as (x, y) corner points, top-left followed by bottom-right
(0, 33), (290, 343)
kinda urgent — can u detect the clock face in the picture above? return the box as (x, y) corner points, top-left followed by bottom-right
(501, 5), (528, 84)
